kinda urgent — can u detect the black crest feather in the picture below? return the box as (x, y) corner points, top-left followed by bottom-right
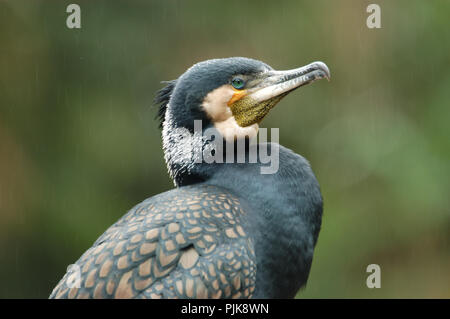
(154, 80), (177, 129)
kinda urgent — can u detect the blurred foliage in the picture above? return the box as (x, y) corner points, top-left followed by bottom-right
(0, 0), (449, 298)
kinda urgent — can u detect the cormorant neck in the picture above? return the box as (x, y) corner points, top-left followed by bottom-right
(162, 108), (215, 186)
(162, 107), (258, 187)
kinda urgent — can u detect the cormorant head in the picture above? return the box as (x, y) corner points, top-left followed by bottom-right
(156, 57), (330, 140)
(155, 57), (330, 185)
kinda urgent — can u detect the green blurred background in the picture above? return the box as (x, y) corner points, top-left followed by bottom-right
(0, 0), (449, 298)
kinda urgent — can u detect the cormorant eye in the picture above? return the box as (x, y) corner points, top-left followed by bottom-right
(231, 77), (245, 90)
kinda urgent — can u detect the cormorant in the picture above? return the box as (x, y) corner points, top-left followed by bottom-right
(49, 57), (330, 299)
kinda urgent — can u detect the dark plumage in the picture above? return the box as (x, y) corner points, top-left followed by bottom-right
(50, 57), (328, 299)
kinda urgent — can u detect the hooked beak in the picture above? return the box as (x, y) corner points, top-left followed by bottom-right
(229, 61), (330, 127)
(249, 61), (330, 102)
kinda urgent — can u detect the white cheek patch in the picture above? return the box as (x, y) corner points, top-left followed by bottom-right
(215, 117), (259, 141)
(202, 85), (234, 122)
(202, 84), (259, 141)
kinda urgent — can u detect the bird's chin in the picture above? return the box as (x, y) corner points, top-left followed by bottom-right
(214, 117), (259, 141)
